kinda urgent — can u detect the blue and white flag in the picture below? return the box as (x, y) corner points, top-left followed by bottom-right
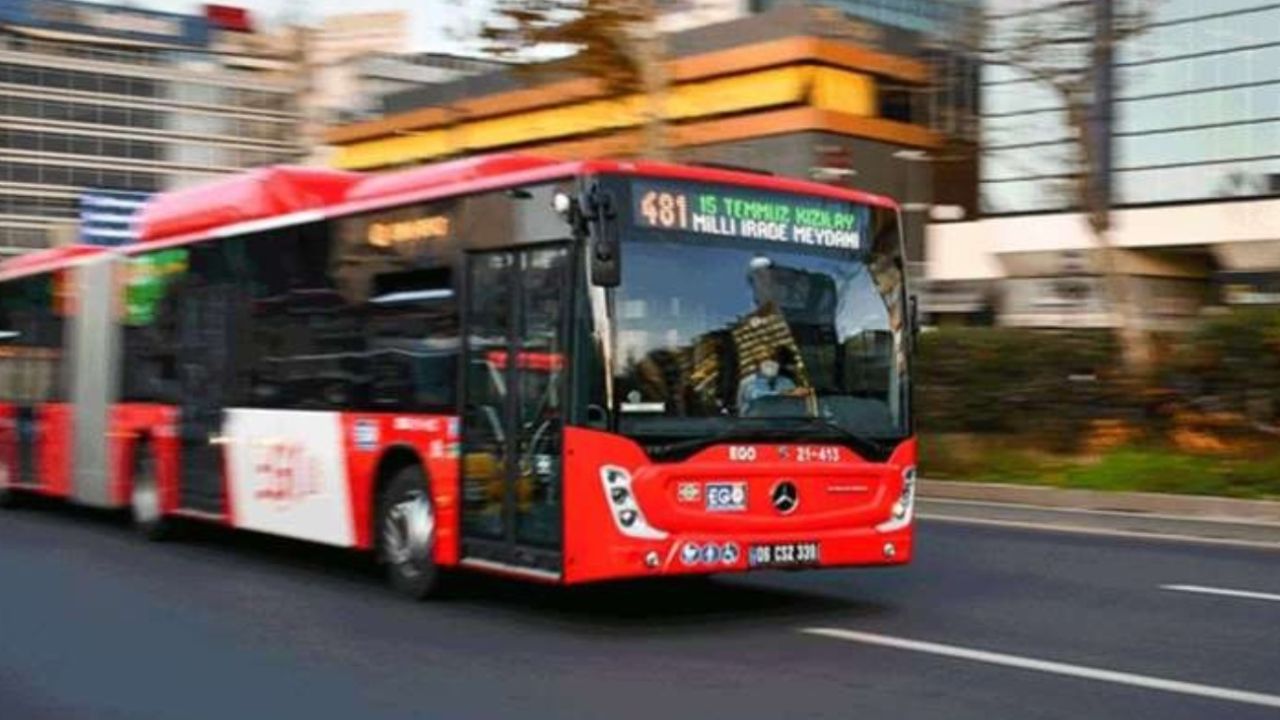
(79, 190), (151, 246)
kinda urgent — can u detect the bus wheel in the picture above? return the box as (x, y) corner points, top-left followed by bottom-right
(379, 466), (442, 600)
(131, 443), (172, 541)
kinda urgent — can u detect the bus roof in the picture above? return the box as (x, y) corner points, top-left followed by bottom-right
(346, 154), (562, 202)
(128, 154), (901, 251)
(136, 166), (361, 243)
(0, 245), (107, 282)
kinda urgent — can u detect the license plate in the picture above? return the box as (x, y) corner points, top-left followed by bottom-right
(748, 542), (820, 568)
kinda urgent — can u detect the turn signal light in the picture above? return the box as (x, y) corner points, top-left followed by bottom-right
(876, 466), (917, 533)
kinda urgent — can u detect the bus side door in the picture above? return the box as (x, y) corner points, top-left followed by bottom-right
(173, 245), (242, 515)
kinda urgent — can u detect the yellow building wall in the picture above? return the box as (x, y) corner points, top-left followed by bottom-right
(333, 65), (886, 170)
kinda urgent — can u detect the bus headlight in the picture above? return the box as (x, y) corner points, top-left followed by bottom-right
(877, 466), (916, 533)
(600, 465), (667, 540)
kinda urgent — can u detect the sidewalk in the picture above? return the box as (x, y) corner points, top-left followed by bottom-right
(918, 480), (1280, 549)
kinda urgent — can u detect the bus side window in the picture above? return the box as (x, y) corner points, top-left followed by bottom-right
(0, 274), (61, 405)
(237, 221), (461, 415)
(120, 249), (188, 404)
(365, 268), (458, 412)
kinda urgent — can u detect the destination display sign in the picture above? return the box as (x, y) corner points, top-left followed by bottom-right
(630, 180), (865, 250)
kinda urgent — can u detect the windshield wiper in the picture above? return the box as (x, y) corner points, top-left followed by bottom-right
(766, 416), (891, 458)
(632, 416), (894, 462)
(640, 422), (784, 459)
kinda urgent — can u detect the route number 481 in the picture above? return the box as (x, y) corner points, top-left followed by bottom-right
(640, 191), (689, 229)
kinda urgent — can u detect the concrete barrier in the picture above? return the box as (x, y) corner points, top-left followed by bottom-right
(920, 480), (1280, 526)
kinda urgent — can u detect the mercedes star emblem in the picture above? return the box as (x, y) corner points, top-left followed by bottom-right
(770, 481), (799, 514)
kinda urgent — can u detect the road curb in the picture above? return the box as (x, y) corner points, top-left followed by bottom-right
(919, 480), (1280, 525)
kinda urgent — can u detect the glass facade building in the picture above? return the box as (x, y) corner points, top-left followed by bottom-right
(982, 0), (1280, 215)
(0, 2), (302, 254)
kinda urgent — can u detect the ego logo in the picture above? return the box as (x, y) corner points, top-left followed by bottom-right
(253, 442), (323, 507)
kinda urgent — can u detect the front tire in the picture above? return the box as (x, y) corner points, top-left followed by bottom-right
(131, 442), (173, 541)
(378, 466), (443, 600)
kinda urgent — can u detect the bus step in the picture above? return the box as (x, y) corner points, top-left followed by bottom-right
(170, 508), (228, 524)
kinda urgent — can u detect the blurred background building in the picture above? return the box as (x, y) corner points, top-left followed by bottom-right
(313, 53), (510, 127)
(325, 2), (982, 266)
(7, 0), (1273, 328)
(927, 0), (1280, 327)
(0, 0), (304, 254)
(308, 10), (409, 66)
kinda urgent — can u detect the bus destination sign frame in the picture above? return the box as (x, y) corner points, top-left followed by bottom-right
(630, 180), (866, 251)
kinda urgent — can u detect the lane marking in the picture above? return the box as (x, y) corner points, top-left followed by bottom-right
(1161, 584), (1280, 603)
(919, 513), (1280, 551)
(801, 628), (1280, 710)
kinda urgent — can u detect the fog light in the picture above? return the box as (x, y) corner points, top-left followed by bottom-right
(644, 551), (660, 569)
(883, 542), (896, 559)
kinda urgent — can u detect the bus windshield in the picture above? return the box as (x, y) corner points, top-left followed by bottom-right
(610, 181), (908, 449)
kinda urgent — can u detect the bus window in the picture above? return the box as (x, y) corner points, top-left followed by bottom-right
(236, 222), (460, 414)
(120, 249), (188, 403)
(0, 274), (61, 405)
(366, 268), (458, 411)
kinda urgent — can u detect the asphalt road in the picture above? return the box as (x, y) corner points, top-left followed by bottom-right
(2, 502), (1278, 720)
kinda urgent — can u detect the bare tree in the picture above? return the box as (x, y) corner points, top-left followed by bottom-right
(477, 0), (671, 159)
(960, 0), (1160, 370)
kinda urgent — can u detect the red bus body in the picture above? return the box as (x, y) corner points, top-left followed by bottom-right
(0, 155), (916, 586)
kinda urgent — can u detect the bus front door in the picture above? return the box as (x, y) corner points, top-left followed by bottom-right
(459, 245), (570, 578)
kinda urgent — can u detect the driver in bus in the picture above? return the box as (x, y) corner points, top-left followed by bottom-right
(736, 348), (807, 415)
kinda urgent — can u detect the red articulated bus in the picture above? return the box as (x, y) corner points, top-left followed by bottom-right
(0, 154), (917, 597)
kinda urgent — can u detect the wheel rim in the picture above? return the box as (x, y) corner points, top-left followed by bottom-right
(132, 454), (160, 526)
(383, 490), (435, 577)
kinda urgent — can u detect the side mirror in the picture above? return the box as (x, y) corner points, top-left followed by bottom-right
(584, 186), (621, 287)
(585, 403), (609, 430)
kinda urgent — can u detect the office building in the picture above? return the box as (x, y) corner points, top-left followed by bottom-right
(0, 0), (303, 254)
(928, 0), (1280, 326)
(327, 3), (970, 262)
(309, 11), (409, 67)
(316, 52), (510, 127)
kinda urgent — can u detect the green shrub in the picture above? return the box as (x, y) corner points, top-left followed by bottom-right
(1168, 308), (1280, 425)
(916, 328), (1128, 450)
(916, 310), (1280, 496)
